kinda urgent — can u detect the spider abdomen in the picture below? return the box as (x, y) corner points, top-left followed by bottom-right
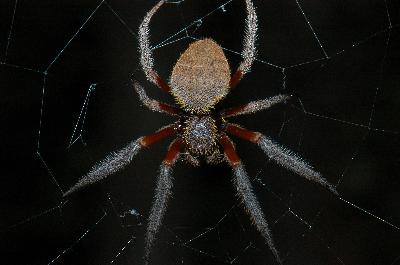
(170, 38), (231, 114)
(183, 116), (218, 156)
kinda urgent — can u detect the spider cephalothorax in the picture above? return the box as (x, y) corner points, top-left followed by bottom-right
(65, 1), (338, 264)
(182, 115), (218, 156)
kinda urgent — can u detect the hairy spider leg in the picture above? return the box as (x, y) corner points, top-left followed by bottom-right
(230, 0), (258, 88)
(134, 81), (179, 115)
(138, 0), (171, 93)
(224, 124), (338, 194)
(222, 94), (291, 118)
(63, 125), (176, 197)
(144, 138), (183, 264)
(219, 135), (282, 264)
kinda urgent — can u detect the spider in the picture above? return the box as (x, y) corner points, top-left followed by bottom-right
(65, 0), (338, 263)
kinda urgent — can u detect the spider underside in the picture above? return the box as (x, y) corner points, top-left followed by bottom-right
(65, 1), (338, 264)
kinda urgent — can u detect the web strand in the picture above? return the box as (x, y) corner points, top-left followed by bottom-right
(294, 0), (329, 59)
(2, 0), (399, 264)
(47, 211), (107, 265)
(44, 0), (106, 73)
(2, 0), (18, 63)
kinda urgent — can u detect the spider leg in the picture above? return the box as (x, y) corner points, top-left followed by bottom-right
(219, 135), (282, 264)
(139, 0), (171, 93)
(64, 124), (176, 196)
(230, 0), (258, 88)
(222, 94), (291, 118)
(144, 138), (183, 264)
(134, 81), (179, 115)
(224, 123), (338, 194)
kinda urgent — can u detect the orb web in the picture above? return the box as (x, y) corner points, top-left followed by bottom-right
(1, 0), (399, 264)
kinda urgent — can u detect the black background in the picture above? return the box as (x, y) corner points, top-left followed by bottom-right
(1, 0), (400, 264)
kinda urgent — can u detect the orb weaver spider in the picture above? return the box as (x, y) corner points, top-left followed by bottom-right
(65, 0), (338, 263)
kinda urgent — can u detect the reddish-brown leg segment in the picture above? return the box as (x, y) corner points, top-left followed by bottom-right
(224, 123), (261, 143)
(155, 74), (171, 93)
(221, 104), (247, 117)
(163, 138), (183, 165)
(219, 135), (241, 167)
(140, 125), (176, 147)
(229, 70), (243, 89)
(157, 102), (179, 115)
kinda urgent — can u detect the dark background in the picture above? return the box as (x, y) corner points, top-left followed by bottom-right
(1, 0), (400, 264)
